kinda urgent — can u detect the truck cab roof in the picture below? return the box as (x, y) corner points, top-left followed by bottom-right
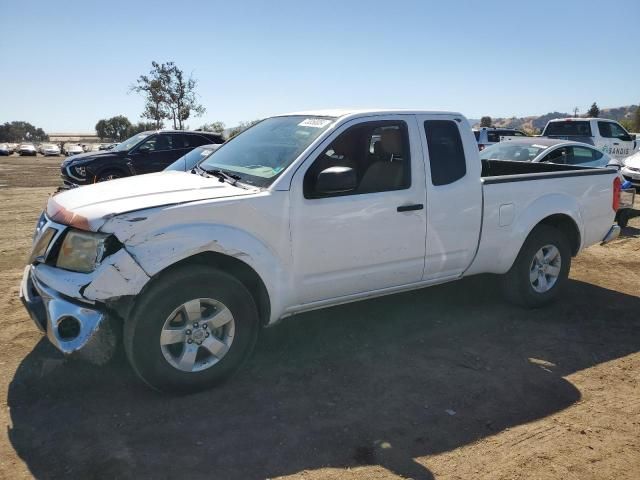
(277, 109), (465, 119)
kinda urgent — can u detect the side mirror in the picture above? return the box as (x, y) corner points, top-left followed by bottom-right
(316, 166), (357, 195)
(629, 134), (636, 141)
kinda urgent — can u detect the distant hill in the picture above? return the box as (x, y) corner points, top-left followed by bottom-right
(473, 105), (639, 132)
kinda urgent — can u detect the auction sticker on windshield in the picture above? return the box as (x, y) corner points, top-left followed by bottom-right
(298, 118), (332, 128)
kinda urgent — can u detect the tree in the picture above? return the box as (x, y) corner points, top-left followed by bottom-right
(131, 61), (206, 130)
(227, 120), (261, 138)
(95, 116), (132, 141)
(587, 102), (600, 118)
(199, 121), (225, 134)
(95, 119), (109, 140)
(0, 121), (48, 142)
(480, 116), (492, 127)
(128, 121), (158, 137)
(130, 62), (170, 129)
(164, 63), (206, 129)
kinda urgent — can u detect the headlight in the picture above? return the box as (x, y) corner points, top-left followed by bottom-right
(55, 229), (111, 273)
(73, 165), (86, 177)
(33, 211), (47, 240)
(29, 227), (57, 264)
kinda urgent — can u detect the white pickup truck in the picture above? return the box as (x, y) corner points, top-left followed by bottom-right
(20, 109), (622, 392)
(542, 117), (637, 161)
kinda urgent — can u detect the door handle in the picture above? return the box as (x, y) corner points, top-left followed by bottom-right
(613, 142), (619, 145)
(397, 204), (424, 212)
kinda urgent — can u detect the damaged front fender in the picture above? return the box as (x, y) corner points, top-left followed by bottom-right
(33, 248), (150, 303)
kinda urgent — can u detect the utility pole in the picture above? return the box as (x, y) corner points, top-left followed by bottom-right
(573, 107), (579, 118)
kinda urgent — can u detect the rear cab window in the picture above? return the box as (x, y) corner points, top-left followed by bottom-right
(424, 120), (467, 185)
(544, 121), (592, 136)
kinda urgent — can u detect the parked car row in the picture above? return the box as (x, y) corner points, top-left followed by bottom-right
(0, 141), (123, 158)
(0, 143), (38, 156)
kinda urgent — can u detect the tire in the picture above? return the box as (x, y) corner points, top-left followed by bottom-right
(617, 210), (629, 229)
(96, 170), (124, 182)
(501, 225), (571, 308)
(124, 265), (259, 393)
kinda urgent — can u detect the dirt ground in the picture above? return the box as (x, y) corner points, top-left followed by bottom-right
(0, 154), (639, 480)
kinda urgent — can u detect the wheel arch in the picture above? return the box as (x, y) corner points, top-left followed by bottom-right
(92, 165), (129, 181)
(147, 251), (272, 327)
(536, 213), (581, 256)
(466, 193), (584, 276)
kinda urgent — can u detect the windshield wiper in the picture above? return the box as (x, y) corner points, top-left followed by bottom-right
(197, 166), (247, 188)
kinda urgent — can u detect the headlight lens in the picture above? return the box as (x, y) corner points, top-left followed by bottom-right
(56, 229), (110, 273)
(33, 211), (47, 241)
(29, 227), (57, 264)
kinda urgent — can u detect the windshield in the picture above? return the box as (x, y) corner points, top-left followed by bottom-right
(480, 142), (550, 162)
(199, 116), (335, 187)
(166, 145), (218, 171)
(115, 133), (151, 152)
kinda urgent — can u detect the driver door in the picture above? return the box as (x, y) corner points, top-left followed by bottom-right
(289, 115), (427, 305)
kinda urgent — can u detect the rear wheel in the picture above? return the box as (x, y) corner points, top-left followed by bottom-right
(124, 266), (259, 393)
(502, 225), (571, 308)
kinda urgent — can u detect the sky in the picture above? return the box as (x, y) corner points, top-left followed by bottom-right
(1, 0), (639, 132)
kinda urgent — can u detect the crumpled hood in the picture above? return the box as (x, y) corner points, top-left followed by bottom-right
(47, 171), (256, 231)
(624, 151), (640, 169)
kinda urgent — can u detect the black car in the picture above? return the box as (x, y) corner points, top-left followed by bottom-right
(60, 130), (224, 185)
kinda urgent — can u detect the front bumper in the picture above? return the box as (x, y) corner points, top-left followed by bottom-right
(19, 266), (116, 362)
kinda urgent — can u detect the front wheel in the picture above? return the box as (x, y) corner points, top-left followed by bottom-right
(124, 266), (259, 393)
(501, 225), (571, 308)
(96, 170), (123, 182)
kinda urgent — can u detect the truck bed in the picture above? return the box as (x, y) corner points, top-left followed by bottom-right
(466, 159), (618, 278)
(481, 159), (615, 184)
